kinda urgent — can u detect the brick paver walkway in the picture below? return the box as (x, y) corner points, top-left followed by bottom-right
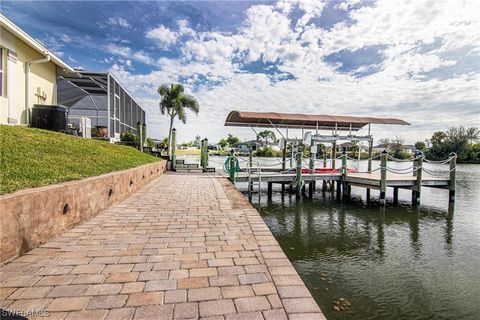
(0, 174), (325, 320)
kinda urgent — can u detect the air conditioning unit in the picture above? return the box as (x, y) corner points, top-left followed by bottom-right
(79, 117), (91, 138)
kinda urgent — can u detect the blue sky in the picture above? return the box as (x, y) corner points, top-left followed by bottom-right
(2, 0), (479, 143)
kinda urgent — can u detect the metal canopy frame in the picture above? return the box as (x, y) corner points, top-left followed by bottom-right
(58, 71), (146, 139)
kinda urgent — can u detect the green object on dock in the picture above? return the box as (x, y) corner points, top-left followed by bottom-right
(224, 150), (240, 182)
(171, 128), (177, 170)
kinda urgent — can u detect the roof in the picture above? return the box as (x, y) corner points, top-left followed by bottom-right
(58, 71), (144, 112)
(0, 13), (75, 73)
(225, 111), (410, 131)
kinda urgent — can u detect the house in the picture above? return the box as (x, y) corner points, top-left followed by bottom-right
(0, 13), (77, 125)
(372, 145), (388, 153)
(57, 71), (146, 140)
(232, 140), (263, 154)
(372, 144), (417, 154)
(402, 144), (417, 154)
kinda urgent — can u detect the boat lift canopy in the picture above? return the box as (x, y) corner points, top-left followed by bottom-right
(225, 111), (410, 131)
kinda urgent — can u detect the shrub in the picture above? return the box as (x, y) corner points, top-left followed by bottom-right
(121, 132), (137, 143)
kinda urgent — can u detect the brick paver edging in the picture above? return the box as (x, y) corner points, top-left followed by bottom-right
(0, 173), (326, 320)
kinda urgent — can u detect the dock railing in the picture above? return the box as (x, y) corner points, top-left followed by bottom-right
(220, 149), (457, 204)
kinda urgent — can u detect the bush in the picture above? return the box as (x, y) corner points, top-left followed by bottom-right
(255, 146), (282, 157)
(121, 132), (137, 143)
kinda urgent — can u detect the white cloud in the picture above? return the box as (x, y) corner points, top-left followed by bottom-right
(106, 0), (479, 144)
(106, 17), (131, 28)
(146, 25), (177, 46)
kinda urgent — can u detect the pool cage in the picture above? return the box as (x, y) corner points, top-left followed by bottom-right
(57, 71), (145, 140)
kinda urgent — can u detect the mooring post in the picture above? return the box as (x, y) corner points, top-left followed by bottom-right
(332, 141), (337, 169)
(366, 139), (373, 201)
(309, 145), (316, 173)
(412, 151), (423, 205)
(380, 150), (387, 204)
(290, 144), (294, 169)
(204, 138), (209, 168)
(449, 152), (457, 203)
(307, 182), (312, 198)
(393, 187), (399, 204)
(229, 149), (236, 183)
(200, 139), (205, 168)
(248, 146), (253, 193)
(342, 148), (348, 198)
(281, 140), (287, 193)
(296, 144), (303, 196)
(171, 128), (177, 171)
(267, 182), (272, 198)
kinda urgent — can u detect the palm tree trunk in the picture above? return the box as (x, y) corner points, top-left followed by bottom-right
(167, 116), (174, 157)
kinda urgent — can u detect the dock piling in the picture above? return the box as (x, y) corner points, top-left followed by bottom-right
(200, 139), (205, 169)
(229, 149), (236, 183)
(412, 151), (423, 205)
(204, 138), (209, 168)
(295, 144), (303, 196)
(267, 182), (272, 198)
(332, 141), (337, 169)
(322, 151), (327, 192)
(171, 128), (176, 171)
(309, 144), (316, 174)
(281, 140), (287, 194)
(248, 146), (253, 193)
(380, 150), (387, 204)
(449, 152), (457, 203)
(341, 149), (348, 197)
(367, 139), (373, 200)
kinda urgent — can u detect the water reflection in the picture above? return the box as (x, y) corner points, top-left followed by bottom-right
(248, 185), (480, 320)
(254, 193), (455, 261)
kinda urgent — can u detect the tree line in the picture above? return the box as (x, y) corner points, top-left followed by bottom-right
(416, 126), (480, 163)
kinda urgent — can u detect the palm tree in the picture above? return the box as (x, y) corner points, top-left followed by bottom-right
(158, 84), (200, 155)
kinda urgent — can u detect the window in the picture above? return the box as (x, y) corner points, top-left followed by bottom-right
(0, 48), (3, 96)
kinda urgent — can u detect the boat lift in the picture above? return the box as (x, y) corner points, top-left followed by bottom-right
(223, 110), (456, 205)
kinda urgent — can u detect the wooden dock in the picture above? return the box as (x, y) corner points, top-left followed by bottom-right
(226, 151), (456, 205)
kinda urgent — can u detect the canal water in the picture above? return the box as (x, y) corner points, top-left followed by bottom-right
(207, 157), (480, 320)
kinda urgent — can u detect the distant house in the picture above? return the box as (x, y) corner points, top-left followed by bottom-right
(402, 144), (417, 154)
(0, 13), (77, 125)
(339, 142), (364, 150)
(232, 140), (263, 154)
(372, 145), (387, 153)
(372, 144), (417, 154)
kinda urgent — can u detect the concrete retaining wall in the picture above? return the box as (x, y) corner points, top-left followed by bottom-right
(0, 160), (167, 263)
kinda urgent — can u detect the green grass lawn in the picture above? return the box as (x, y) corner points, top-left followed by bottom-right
(0, 125), (160, 195)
